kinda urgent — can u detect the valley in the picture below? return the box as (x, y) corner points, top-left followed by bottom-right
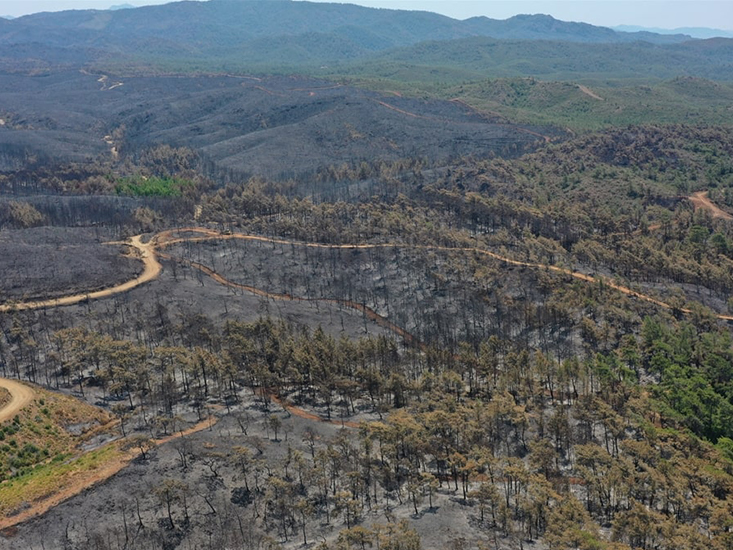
(0, 71), (555, 179)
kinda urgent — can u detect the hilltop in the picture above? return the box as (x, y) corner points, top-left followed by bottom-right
(0, 1), (694, 73)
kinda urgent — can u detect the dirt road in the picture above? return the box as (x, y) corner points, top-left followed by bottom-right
(0, 379), (34, 423)
(6, 219), (733, 321)
(0, 235), (161, 313)
(689, 191), (733, 220)
(577, 84), (604, 101)
(155, 227), (733, 322)
(3, 218), (733, 528)
(0, 414), (217, 531)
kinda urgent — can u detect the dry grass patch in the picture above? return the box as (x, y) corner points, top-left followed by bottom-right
(0, 385), (115, 490)
(0, 385), (120, 524)
(0, 441), (127, 519)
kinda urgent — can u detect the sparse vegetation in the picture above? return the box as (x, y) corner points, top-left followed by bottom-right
(0, 444), (123, 518)
(3, 122), (733, 547)
(0, 388), (113, 484)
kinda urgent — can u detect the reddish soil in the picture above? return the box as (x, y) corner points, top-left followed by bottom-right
(689, 191), (733, 220)
(269, 394), (360, 428)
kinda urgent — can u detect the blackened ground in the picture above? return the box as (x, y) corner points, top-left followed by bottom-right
(0, 71), (561, 179)
(0, 226), (140, 303)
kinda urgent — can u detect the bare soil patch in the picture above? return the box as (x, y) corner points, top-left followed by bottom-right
(0, 389), (10, 413)
(578, 84), (604, 101)
(0, 379), (33, 423)
(689, 190), (733, 220)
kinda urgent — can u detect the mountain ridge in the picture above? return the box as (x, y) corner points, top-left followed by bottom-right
(614, 24), (733, 39)
(0, 1), (697, 74)
(335, 36), (733, 83)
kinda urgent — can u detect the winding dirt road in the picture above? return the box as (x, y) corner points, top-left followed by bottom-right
(155, 227), (733, 322)
(0, 379), (34, 423)
(3, 207), (733, 529)
(0, 236), (161, 313)
(4, 196), (732, 321)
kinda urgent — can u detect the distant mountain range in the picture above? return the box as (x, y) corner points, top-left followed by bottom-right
(0, 0), (730, 83)
(613, 25), (733, 39)
(1, 1), (693, 48)
(0, 1), (697, 71)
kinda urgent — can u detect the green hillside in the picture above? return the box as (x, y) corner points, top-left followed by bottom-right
(326, 75), (733, 131)
(447, 77), (733, 130)
(0, 2), (703, 75)
(335, 36), (733, 84)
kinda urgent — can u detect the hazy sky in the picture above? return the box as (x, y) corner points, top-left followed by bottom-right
(1, 0), (732, 30)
